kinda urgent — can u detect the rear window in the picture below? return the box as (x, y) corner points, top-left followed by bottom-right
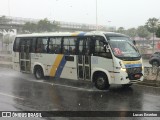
(13, 37), (20, 52)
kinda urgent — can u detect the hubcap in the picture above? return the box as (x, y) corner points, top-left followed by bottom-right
(97, 77), (105, 86)
(36, 70), (41, 78)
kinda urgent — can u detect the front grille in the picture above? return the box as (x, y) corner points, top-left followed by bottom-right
(126, 67), (142, 74)
(127, 73), (143, 80)
(126, 67), (143, 80)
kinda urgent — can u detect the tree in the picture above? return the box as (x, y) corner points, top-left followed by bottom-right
(146, 17), (159, 52)
(125, 28), (137, 39)
(52, 21), (60, 32)
(0, 16), (12, 24)
(0, 33), (3, 43)
(23, 22), (37, 33)
(22, 18), (60, 33)
(117, 27), (125, 34)
(0, 33), (3, 50)
(0, 16), (13, 35)
(156, 27), (160, 38)
(37, 18), (53, 32)
(3, 34), (10, 45)
(137, 26), (150, 39)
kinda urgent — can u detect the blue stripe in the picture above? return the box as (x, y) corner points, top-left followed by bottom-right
(125, 64), (142, 68)
(78, 32), (86, 36)
(55, 56), (67, 78)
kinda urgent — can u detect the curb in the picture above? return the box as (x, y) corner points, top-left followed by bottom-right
(137, 80), (160, 87)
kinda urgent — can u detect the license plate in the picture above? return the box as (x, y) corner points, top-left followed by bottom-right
(134, 74), (141, 78)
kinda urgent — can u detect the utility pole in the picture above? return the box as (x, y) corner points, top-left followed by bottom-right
(8, 0), (10, 16)
(96, 0), (98, 31)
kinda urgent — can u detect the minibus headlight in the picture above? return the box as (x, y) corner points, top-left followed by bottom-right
(142, 66), (144, 70)
(121, 68), (126, 72)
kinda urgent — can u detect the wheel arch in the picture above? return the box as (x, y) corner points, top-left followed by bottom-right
(32, 62), (45, 75)
(91, 68), (111, 84)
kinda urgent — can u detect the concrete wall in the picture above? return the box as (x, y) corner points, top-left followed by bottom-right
(144, 67), (160, 81)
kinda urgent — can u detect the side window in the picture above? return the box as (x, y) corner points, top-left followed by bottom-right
(62, 37), (76, 55)
(95, 37), (106, 53)
(78, 40), (83, 55)
(77, 36), (93, 55)
(13, 38), (20, 52)
(94, 36), (112, 58)
(85, 37), (92, 55)
(36, 37), (48, 53)
(31, 38), (36, 53)
(26, 39), (31, 53)
(19, 38), (31, 53)
(49, 37), (62, 54)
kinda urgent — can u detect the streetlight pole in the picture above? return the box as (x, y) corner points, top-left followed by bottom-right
(107, 20), (111, 31)
(8, 0), (10, 16)
(96, 0), (98, 31)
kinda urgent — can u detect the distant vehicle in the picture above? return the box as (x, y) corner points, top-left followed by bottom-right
(149, 52), (160, 67)
(12, 31), (143, 90)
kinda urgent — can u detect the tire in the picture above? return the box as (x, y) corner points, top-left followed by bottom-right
(34, 66), (44, 80)
(94, 73), (110, 90)
(122, 83), (132, 88)
(44, 76), (50, 80)
(152, 61), (159, 67)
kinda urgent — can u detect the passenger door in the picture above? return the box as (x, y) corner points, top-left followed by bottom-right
(19, 39), (31, 72)
(77, 37), (91, 80)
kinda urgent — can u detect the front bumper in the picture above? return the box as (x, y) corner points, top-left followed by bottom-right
(114, 67), (143, 84)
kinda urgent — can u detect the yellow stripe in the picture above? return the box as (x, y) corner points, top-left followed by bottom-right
(71, 32), (79, 36)
(50, 54), (63, 77)
(122, 60), (141, 65)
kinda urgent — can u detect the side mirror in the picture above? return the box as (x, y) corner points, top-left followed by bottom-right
(104, 44), (109, 52)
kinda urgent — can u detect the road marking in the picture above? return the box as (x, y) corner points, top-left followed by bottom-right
(53, 83), (93, 92)
(0, 92), (24, 100)
(135, 84), (160, 89)
(51, 83), (108, 92)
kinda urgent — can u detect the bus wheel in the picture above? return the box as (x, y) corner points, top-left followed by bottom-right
(34, 66), (44, 80)
(122, 83), (132, 88)
(44, 76), (50, 80)
(94, 73), (110, 90)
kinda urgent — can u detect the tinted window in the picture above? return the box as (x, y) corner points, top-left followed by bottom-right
(95, 39), (106, 53)
(36, 37), (48, 53)
(13, 37), (20, 52)
(19, 38), (32, 53)
(31, 38), (36, 53)
(77, 36), (93, 55)
(94, 36), (112, 58)
(62, 37), (76, 55)
(49, 37), (62, 54)
(95, 37), (106, 53)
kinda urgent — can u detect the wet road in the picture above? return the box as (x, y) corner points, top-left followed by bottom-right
(0, 67), (160, 120)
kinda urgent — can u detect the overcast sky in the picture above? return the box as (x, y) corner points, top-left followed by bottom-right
(0, 0), (160, 29)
